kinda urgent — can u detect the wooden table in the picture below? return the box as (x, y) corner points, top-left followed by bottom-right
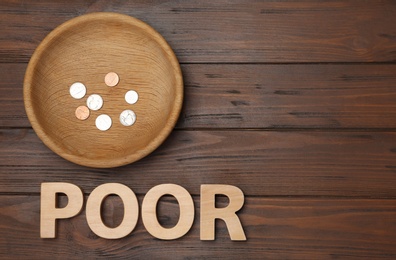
(1, 1), (396, 259)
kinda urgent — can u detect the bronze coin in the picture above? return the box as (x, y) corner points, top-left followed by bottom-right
(105, 72), (119, 87)
(75, 105), (90, 121)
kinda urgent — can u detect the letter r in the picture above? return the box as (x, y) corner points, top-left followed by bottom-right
(200, 184), (246, 241)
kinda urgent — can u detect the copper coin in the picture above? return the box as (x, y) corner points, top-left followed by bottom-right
(105, 72), (119, 87)
(75, 105), (90, 120)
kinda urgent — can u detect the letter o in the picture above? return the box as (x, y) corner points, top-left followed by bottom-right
(142, 184), (194, 240)
(86, 183), (139, 239)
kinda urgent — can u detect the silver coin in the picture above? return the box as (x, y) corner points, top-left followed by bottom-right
(69, 82), (86, 99)
(95, 114), (112, 131)
(120, 109), (136, 126)
(125, 90), (139, 104)
(87, 94), (103, 111)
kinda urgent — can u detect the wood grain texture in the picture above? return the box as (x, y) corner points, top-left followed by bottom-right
(1, 129), (396, 197)
(200, 184), (246, 241)
(3, 63), (396, 129)
(23, 12), (183, 168)
(86, 183), (139, 239)
(2, 1), (396, 258)
(40, 182), (84, 238)
(142, 184), (195, 240)
(1, 0), (396, 63)
(1, 195), (396, 259)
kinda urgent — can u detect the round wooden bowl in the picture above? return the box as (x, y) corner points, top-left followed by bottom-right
(24, 13), (183, 168)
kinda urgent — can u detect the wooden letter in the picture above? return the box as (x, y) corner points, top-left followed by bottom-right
(200, 184), (246, 241)
(86, 183), (138, 239)
(40, 182), (83, 238)
(142, 184), (194, 240)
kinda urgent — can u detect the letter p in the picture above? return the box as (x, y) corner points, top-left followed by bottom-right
(40, 182), (83, 238)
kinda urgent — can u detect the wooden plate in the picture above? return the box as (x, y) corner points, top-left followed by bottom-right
(24, 13), (183, 168)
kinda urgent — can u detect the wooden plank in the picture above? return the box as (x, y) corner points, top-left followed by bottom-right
(1, 129), (396, 196)
(182, 63), (396, 129)
(0, 63), (26, 127)
(1, 195), (395, 259)
(1, 0), (396, 63)
(2, 63), (396, 129)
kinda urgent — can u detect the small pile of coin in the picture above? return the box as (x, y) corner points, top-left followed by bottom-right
(69, 72), (139, 131)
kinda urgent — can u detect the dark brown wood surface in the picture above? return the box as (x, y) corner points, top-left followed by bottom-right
(3, 63), (396, 129)
(1, 0), (396, 259)
(1, 196), (396, 259)
(1, 129), (396, 197)
(1, 0), (396, 63)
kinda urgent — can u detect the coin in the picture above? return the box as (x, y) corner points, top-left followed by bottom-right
(105, 72), (119, 87)
(125, 90), (139, 104)
(69, 82), (86, 99)
(75, 105), (90, 120)
(87, 94), (103, 111)
(120, 109), (136, 126)
(95, 114), (112, 131)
